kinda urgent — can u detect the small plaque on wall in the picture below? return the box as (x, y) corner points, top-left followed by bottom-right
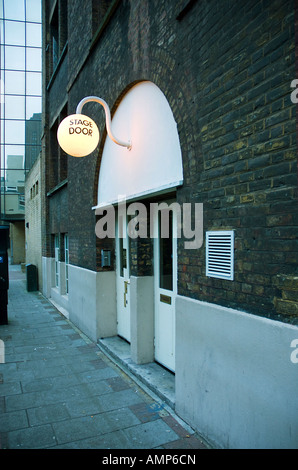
(160, 294), (171, 305)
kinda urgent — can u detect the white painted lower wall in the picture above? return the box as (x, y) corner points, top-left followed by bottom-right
(68, 264), (116, 342)
(42, 257), (69, 317)
(42, 256), (54, 298)
(42, 257), (117, 342)
(175, 295), (298, 449)
(130, 276), (154, 364)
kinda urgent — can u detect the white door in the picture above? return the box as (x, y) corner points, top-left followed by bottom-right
(154, 203), (177, 372)
(116, 209), (131, 342)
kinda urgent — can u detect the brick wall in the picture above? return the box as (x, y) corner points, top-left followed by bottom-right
(42, 0), (69, 258)
(25, 157), (42, 289)
(176, 0), (297, 323)
(43, 0), (297, 323)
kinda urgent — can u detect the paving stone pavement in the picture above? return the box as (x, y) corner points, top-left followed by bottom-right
(0, 266), (210, 450)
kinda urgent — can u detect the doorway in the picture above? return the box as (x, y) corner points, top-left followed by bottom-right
(116, 208), (131, 342)
(153, 202), (177, 372)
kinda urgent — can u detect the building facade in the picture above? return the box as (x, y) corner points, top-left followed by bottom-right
(42, 0), (298, 448)
(0, 0), (42, 265)
(25, 155), (42, 288)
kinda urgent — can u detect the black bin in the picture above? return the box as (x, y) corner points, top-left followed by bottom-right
(26, 264), (38, 292)
(0, 225), (9, 325)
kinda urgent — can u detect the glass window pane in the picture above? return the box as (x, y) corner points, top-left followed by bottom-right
(26, 71), (41, 95)
(5, 70), (25, 94)
(2, 192), (25, 215)
(25, 115), (41, 147)
(26, 22), (41, 47)
(0, 20), (4, 44)
(25, 95), (41, 119)
(0, 71), (4, 101)
(24, 144), (41, 167)
(5, 95), (25, 118)
(4, 46), (25, 70)
(0, 145), (5, 167)
(4, 0), (25, 21)
(26, 0), (41, 22)
(26, 47), (41, 71)
(1, 144), (25, 165)
(0, 117), (4, 143)
(5, 20), (25, 46)
(5, 120), (25, 144)
(6, 170), (25, 189)
(159, 210), (173, 291)
(6, 158), (25, 189)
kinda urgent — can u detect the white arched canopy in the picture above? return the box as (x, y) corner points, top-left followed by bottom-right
(94, 81), (183, 209)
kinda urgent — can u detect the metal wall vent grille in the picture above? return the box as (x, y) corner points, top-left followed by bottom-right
(206, 231), (234, 281)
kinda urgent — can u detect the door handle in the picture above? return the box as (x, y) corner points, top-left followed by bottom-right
(124, 281), (130, 307)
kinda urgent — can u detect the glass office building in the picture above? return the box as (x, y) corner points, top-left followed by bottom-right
(0, 0), (42, 221)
